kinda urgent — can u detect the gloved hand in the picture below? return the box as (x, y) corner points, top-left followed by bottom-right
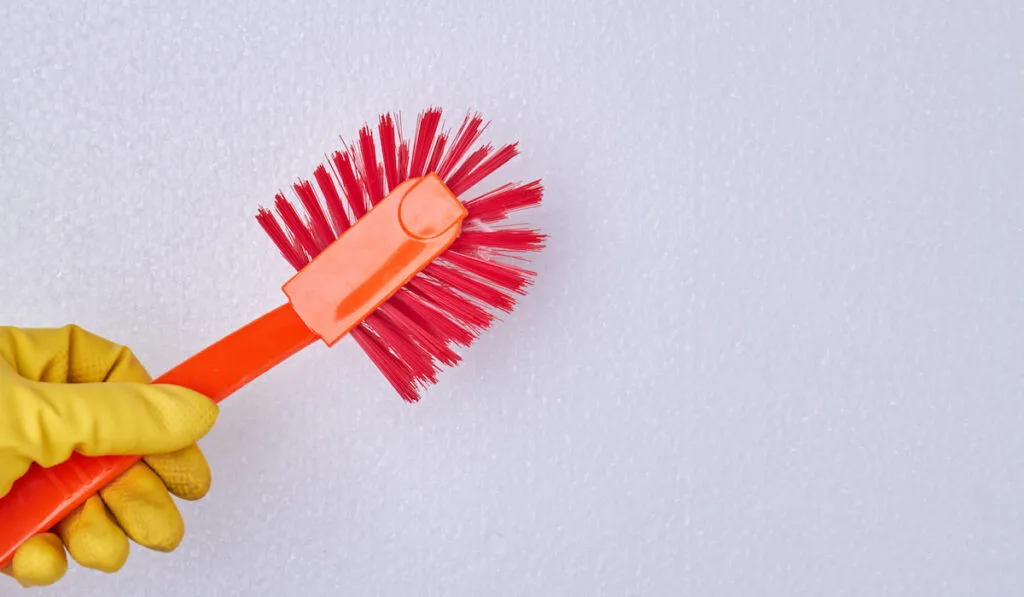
(0, 325), (219, 588)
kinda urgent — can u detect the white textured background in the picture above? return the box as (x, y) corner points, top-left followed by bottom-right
(1, 1), (1022, 595)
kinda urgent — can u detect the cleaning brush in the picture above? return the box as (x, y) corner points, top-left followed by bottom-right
(257, 108), (545, 400)
(0, 106), (545, 568)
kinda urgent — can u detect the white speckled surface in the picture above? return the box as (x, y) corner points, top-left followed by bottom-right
(1, 1), (1022, 595)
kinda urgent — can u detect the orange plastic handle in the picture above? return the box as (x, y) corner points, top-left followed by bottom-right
(0, 173), (467, 569)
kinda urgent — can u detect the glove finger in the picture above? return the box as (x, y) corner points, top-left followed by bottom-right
(11, 380), (218, 469)
(0, 325), (152, 383)
(55, 494), (130, 573)
(100, 461), (185, 553)
(144, 444), (213, 501)
(1, 533), (67, 588)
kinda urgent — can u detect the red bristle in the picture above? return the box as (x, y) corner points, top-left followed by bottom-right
(451, 228), (547, 255)
(405, 276), (495, 332)
(397, 141), (410, 183)
(363, 311), (438, 383)
(357, 125), (385, 205)
(447, 143), (520, 196)
(314, 164), (351, 237)
(331, 150), (369, 221)
(443, 144), (492, 195)
(442, 251), (534, 295)
(274, 193), (320, 260)
(425, 132), (448, 176)
(423, 263), (517, 313)
(378, 301), (461, 367)
(256, 207), (308, 270)
(394, 111), (410, 183)
(436, 113), (486, 179)
(352, 326), (419, 402)
(465, 180), (544, 223)
(409, 108), (442, 177)
(378, 113), (400, 192)
(293, 179), (333, 253)
(391, 288), (475, 347)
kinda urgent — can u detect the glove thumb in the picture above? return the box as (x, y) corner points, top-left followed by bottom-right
(5, 380), (218, 470)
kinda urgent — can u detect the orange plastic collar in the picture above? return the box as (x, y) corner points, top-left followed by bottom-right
(284, 173), (467, 346)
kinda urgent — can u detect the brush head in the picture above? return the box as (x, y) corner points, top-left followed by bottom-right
(256, 107), (546, 401)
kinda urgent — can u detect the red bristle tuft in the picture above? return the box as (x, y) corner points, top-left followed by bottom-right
(363, 311), (439, 383)
(447, 143), (520, 196)
(378, 113), (400, 192)
(390, 288), (475, 348)
(256, 207), (308, 270)
(425, 131), (448, 176)
(274, 193), (320, 260)
(442, 251), (534, 295)
(293, 179), (333, 253)
(424, 263), (517, 313)
(314, 164), (351, 237)
(436, 113), (486, 179)
(465, 180), (544, 223)
(409, 108), (442, 177)
(331, 150), (369, 221)
(444, 144), (492, 195)
(451, 228), (547, 255)
(352, 326), (419, 402)
(357, 125), (385, 205)
(377, 301), (461, 368)
(405, 276), (495, 332)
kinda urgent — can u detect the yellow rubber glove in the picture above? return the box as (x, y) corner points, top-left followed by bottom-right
(0, 325), (219, 588)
